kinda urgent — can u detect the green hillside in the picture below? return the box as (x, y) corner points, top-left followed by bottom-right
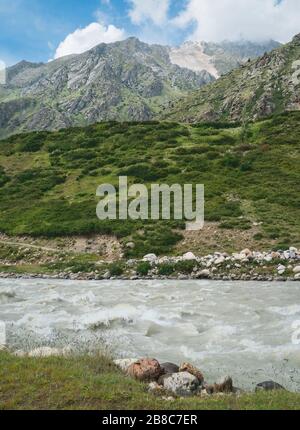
(0, 111), (299, 257)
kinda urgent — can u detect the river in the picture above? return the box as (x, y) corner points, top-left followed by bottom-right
(0, 278), (299, 391)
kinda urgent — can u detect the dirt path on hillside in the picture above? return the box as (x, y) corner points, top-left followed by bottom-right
(0, 239), (58, 253)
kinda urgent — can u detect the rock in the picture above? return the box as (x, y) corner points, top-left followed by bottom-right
(163, 372), (200, 396)
(215, 256), (225, 265)
(143, 254), (157, 262)
(289, 247), (298, 253)
(255, 381), (286, 392)
(179, 362), (204, 384)
(27, 347), (69, 357)
(295, 273), (300, 280)
(148, 382), (164, 394)
(161, 362), (180, 375)
(127, 358), (163, 382)
(277, 264), (286, 275)
(293, 266), (300, 274)
(182, 252), (196, 260)
(197, 269), (210, 278)
(206, 376), (234, 394)
(114, 358), (138, 373)
(103, 271), (111, 279)
(241, 249), (252, 257)
(125, 242), (135, 249)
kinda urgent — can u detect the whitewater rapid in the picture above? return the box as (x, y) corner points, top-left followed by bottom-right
(0, 279), (299, 391)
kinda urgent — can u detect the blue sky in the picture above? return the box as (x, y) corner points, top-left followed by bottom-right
(0, 0), (299, 66)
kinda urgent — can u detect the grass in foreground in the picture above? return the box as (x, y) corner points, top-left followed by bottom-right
(0, 352), (299, 410)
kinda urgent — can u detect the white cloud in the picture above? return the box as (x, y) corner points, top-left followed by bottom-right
(172, 0), (300, 43)
(128, 0), (170, 26)
(54, 22), (126, 59)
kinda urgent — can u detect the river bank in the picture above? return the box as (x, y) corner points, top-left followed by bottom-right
(1, 351), (300, 410)
(0, 248), (300, 282)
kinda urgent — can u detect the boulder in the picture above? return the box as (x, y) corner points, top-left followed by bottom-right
(126, 242), (135, 249)
(127, 358), (163, 382)
(293, 266), (300, 274)
(206, 376), (234, 394)
(215, 256), (225, 265)
(277, 264), (286, 275)
(143, 254), (157, 262)
(197, 269), (210, 278)
(114, 358), (138, 373)
(162, 372), (200, 396)
(161, 362), (179, 375)
(179, 362), (204, 384)
(241, 249), (252, 257)
(295, 273), (300, 280)
(182, 252), (197, 260)
(255, 381), (286, 392)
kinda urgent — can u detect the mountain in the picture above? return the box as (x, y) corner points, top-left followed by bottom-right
(164, 34), (300, 123)
(0, 38), (214, 138)
(0, 37), (280, 138)
(169, 40), (281, 78)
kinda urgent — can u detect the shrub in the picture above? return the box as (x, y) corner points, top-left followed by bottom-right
(108, 262), (124, 277)
(158, 263), (175, 276)
(175, 260), (196, 274)
(136, 261), (151, 276)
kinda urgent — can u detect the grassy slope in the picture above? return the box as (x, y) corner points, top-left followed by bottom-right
(0, 352), (299, 410)
(0, 112), (299, 258)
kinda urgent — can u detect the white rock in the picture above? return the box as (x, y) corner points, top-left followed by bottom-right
(148, 382), (163, 393)
(28, 347), (70, 357)
(294, 273), (300, 280)
(126, 242), (135, 249)
(215, 257), (225, 265)
(114, 358), (138, 373)
(182, 252), (196, 260)
(277, 265), (286, 275)
(163, 372), (200, 396)
(143, 254), (157, 262)
(293, 266), (300, 274)
(264, 256), (273, 263)
(198, 269), (210, 278)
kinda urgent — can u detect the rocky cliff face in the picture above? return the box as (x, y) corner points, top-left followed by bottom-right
(169, 40), (280, 78)
(164, 35), (300, 123)
(0, 38), (214, 138)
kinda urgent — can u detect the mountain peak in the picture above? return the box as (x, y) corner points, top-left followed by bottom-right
(292, 33), (300, 44)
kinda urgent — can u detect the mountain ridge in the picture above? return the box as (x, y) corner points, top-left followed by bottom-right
(0, 37), (280, 138)
(164, 34), (300, 123)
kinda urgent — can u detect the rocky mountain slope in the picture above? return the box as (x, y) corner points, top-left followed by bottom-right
(164, 34), (300, 123)
(0, 38), (214, 138)
(169, 40), (280, 78)
(0, 37), (280, 138)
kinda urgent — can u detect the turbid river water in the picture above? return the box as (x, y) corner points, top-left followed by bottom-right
(0, 279), (299, 391)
